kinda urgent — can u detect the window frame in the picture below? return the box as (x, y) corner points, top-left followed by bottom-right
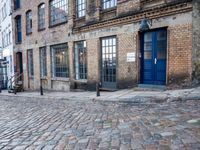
(102, 0), (117, 10)
(39, 47), (47, 78)
(27, 49), (34, 78)
(76, 0), (86, 18)
(38, 3), (45, 31)
(101, 36), (117, 84)
(14, 0), (21, 10)
(15, 15), (22, 44)
(26, 10), (32, 35)
(49, 0), (69, 27)
(74, 41), (87, 80)
(50, 43), (69, 78)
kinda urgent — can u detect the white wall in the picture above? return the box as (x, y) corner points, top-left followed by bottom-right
(0, 0), (14, 88)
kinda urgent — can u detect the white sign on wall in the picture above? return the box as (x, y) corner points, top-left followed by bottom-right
(127, 52), (135, 62)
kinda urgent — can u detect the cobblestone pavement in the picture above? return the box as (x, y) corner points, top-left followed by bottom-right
(0, 96), (199, 150)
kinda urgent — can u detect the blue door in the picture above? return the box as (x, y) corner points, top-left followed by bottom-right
(141, 29), (167, 85)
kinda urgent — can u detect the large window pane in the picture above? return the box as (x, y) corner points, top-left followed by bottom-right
(38, 3), (45, 30)
(51, 44), (69, 78)
(14, 0), (20, 10)
(77, 0), (86, 18)
(15, 15), (22, 43)
(101, 37), (117, 83)
(27, 49), (34, 77)
(26, 10), (32, 34)
(50, 0), (68, 26)
(40, 47), (47, 77)
(102, 0), (117, 10)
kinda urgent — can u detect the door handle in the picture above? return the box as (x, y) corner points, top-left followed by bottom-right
(154, 58), (157, 64)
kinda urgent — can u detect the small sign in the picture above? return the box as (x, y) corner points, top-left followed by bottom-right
(127, 52), (135, 62)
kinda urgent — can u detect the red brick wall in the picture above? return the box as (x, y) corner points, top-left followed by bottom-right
(168, 24), (192, 87)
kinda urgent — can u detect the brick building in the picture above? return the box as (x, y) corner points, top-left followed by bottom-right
(11, 0), (196, 91)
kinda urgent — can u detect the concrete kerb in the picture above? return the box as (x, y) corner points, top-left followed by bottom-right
(0, 87), (199, 103)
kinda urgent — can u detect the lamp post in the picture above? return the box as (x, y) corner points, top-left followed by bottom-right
(139, 16), (152, 32)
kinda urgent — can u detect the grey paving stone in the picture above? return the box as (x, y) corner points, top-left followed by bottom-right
(0, 95), (199, 149)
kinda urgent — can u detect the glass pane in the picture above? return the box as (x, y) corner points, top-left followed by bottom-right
(144, 52), (152, 59)
(144, 42), (152, 51)
(144, 32), (152, 42)
(157, 30), (167, 41)
(157, 50), (166, 59)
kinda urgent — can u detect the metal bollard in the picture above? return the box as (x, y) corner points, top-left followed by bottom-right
(40, 79), (43, 95)
(96, 82), (100, 97)
(14, 87), (16, 95)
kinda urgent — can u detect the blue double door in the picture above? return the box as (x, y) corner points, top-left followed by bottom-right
(141, 29), (167, 85)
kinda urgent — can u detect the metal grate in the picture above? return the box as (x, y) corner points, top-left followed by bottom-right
(74, 41), (87, 80)
(51, 44), (69, 78)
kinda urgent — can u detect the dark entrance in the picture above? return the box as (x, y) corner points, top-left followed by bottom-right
(141, 29), (167, 85)
(101, 36), (117, 89)
(16, 52), (23, 75)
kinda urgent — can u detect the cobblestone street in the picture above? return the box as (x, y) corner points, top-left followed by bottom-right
(0, 95), (199, 150)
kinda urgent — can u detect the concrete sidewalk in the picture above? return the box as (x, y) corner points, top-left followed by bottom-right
(0, 86), (200, 103)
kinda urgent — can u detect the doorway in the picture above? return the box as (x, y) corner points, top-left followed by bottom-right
(101, 36), (117, 89)
(16, 52), (23, 77)
(141, 29), (167, 85)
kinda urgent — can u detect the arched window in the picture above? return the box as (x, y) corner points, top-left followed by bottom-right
(15, 15), (22, 43)
(49, 0), (68, 26)
(14, 0), (20, 10)
(38, 3), (45, 30)
(26, 10), (32, 34)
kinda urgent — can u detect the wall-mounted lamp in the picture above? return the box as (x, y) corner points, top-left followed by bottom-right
(139, 17), (152, 32)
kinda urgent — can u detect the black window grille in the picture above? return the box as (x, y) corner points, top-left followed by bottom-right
(101, 36), (117, 83)
(74, 41), (87, 80)
(51, 44), (69, 78)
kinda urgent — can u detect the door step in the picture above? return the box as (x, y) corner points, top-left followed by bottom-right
(136, 84), (166, 91)
(99, 88), (117, 92)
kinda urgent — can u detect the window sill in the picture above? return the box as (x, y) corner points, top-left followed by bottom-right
(51, 77), (70, 82)
(75, 16), (86, 21)
(29, 77), (34, 79)
(14, 7), (21, 11)
(49, 21), (68, 28)
(16, 42), (22, 45)
(26, 32), (32, 36)
(75, 79), (87, 83)
(40, 76), (47, 80)
(38, 28), (46, 32)
(101, 7), (117, 14)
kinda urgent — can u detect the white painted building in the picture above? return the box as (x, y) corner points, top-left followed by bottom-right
(0, 0), (14, 89)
